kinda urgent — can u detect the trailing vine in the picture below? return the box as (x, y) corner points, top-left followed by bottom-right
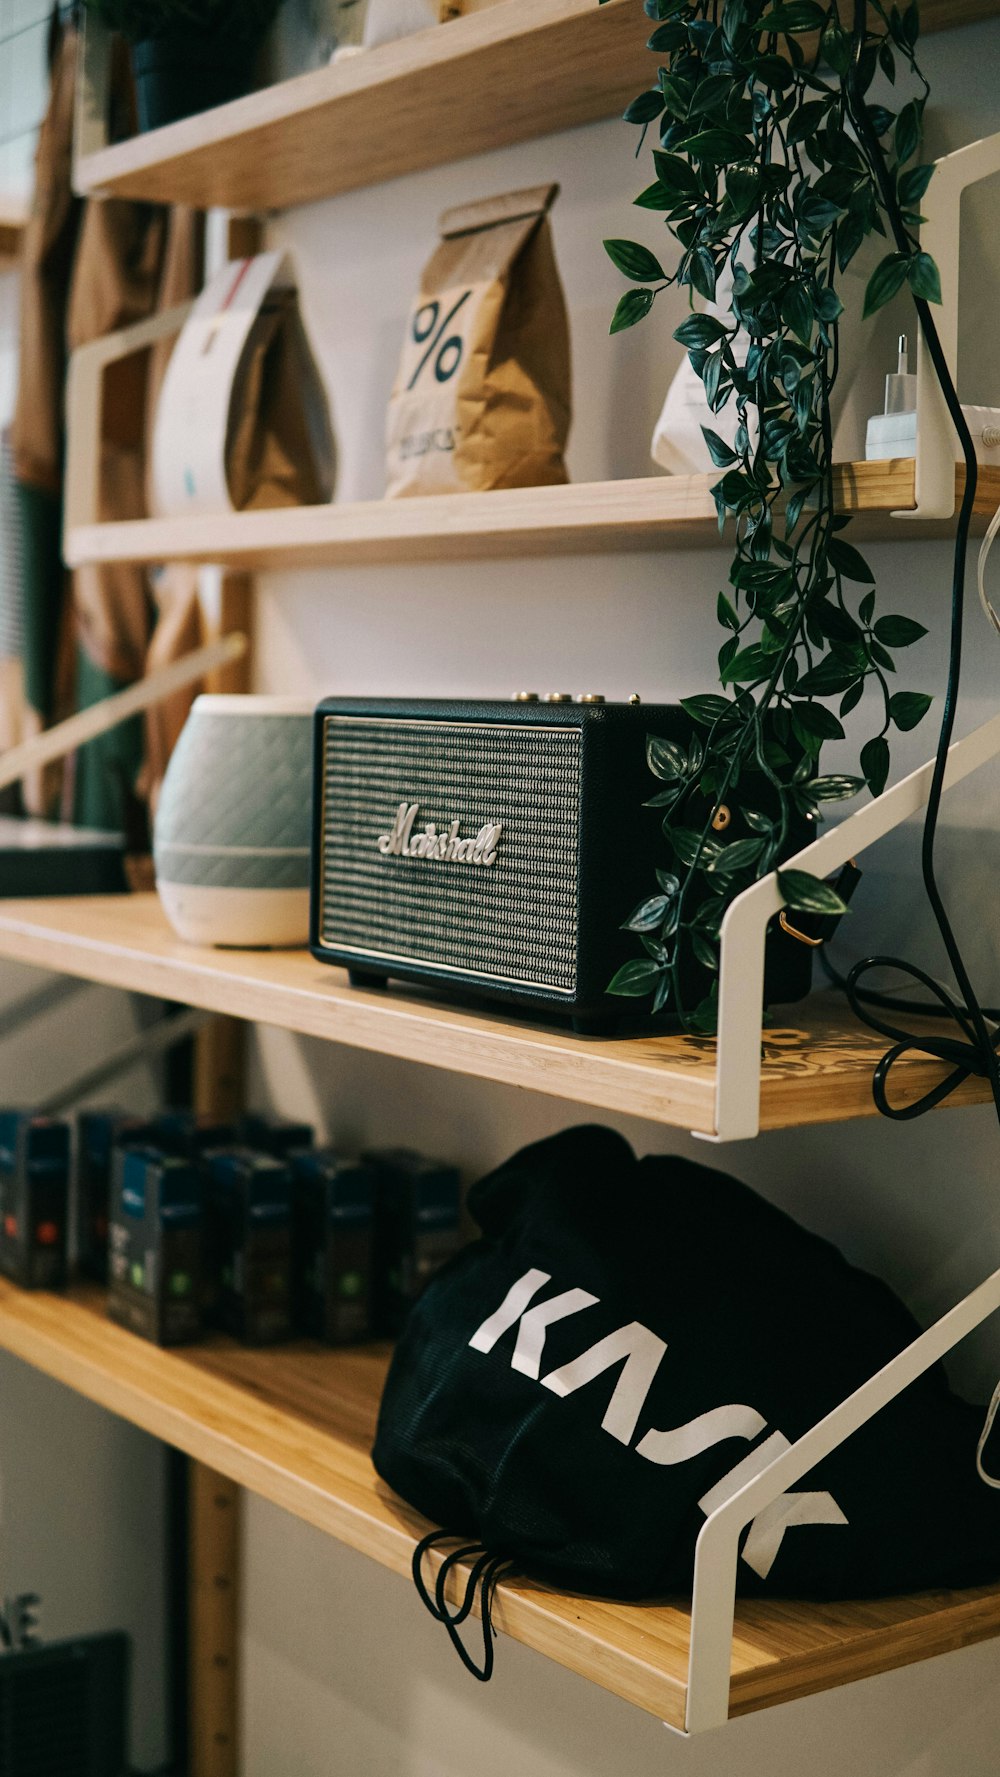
(603, 0), (941, 1032)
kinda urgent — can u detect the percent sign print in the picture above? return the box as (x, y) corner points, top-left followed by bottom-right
(406, 292), (472, 390)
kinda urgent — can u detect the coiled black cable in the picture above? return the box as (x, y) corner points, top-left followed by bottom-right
(838, 3), (1000, 1125)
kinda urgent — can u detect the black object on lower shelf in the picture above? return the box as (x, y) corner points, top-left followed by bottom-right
(0, 1632), (129, 1775)
(0, 817), (127, 897)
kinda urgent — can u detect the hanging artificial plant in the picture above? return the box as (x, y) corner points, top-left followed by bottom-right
(604, 0), (941, 1033)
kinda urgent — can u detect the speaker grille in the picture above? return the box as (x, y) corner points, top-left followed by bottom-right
(319, 717), (581, 993)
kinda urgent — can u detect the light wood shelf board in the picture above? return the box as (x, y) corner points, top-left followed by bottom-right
(74, 0), (654, 209)
(63, 463), (1000, 571)
(72, 0), (1000, 211)
(0, 1280), (998, 1728)
(0, 895), (989, 1135)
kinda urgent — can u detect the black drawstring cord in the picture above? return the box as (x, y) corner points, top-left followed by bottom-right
(841, 7), (1000, 1128)
(411, 1529), (516, 1682)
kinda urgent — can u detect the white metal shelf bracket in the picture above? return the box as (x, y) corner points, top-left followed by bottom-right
(679, 1259), (1000, 1735)
(897, 130), (1000, 522)
(707, 707), (1000, 1144)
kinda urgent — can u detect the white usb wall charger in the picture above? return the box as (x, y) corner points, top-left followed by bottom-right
(865, 335), (1000, 462)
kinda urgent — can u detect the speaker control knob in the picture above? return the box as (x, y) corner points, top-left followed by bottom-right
(577, 693), (605, 703)
(545, 693), (573, 703)
(513, 692), (539, 702)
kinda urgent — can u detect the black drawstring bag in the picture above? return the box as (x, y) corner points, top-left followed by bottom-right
(372, 1127), (1000, 1677)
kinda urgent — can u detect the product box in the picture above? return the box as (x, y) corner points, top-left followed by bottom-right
(363, 1147), (462, 1334)
(291, 1149), (375, 1344)
(0, 1112), (71, 1290)
(204, 1149), (293, 1345)
(151, 1111), (236, 1158)
(108, 1148), (203, 1346)
(76, 1111), (154, 1283)
(237, 1112), (315, 1159)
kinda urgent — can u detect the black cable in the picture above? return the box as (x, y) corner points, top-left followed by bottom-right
(838, 4), (1000, 1124)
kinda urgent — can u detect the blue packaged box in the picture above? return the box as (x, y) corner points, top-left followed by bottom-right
(204, 1149), (293, 1346)
(0, 1112), (70, 1290)
(291, 1150), (375, 1344)
(108, 1147), (203, 1346)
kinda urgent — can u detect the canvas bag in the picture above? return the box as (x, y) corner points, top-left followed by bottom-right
(385, 184), (570, 496)
(374, 1127), (1000, 1669)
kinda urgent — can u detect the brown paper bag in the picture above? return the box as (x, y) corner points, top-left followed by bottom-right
(226, 288), (336, 510)
(386, 184), (570, 496)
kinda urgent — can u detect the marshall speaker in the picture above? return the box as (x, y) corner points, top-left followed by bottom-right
(310, 696), (814, 1030)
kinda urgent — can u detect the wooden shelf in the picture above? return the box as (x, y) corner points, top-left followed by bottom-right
(72, 0), (1000, 211)
(1, 1278), (999, 1728)
(0, 895), (990, 1137)
(63, 462), (1000, 571)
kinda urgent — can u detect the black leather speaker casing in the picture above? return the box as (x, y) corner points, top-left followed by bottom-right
(310, 698), (813, 1029)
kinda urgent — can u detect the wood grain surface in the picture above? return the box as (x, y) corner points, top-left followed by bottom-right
(0, 1281), (997, 1728)
(63, 463), (1000, 571)
(73, 0), (999, 211)
(0, 895), (989, 1135)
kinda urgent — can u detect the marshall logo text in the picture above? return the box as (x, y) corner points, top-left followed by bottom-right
(377, 802), (503, 867)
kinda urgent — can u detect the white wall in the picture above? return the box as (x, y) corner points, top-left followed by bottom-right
(242, 13), (1000, 1776)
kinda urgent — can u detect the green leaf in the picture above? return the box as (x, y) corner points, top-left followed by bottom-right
(676, 128), (752, 164)
(720, 643), (770, 685)
(895, 98), (922, 165)
(786, 98), (828, 143)
(790, 702), (846, 740)
(777, 870), (850, 917)
(873, 614), (928, 647)
(829, 537), (876, 583)
(810, 774), (866, 801)
(646, 735), (687, 780)
(898, 162), (935, 207)
(646, 20), (687, 49)
(889, 690), (933, 731)
(691, 933), (720, 971)
(634, 182), (673, 211)
(744, 809), (774, 834)
(604, 238), (666, 282)
(674, 312), (728, 350)
(653, 151), (700, 194)
(656, 870), (681, 896)
(840, 680), (865, 717)
(707, 836), (766, 875)
(689, 246), (718, 302)
(701, 426), (738, 468)
(607, 958), (662, 998)
(623, 89), (665, 125)
(610, 288), (655, 334)
(794, 656), (859, 697)
(668, 827), (723, 867)
(864, 252), (909, 318)
(760, 0), (826, 29)
(859, 590), (877, 626)
(861, 735), (890, 796)
(814, 285), (844, 323)
(780, 283), (813, 346)
(907, 251), (942, 304)
(623, 894), (672, 933)
(680, 693), (733, 726)
(717, 590), (740, 631)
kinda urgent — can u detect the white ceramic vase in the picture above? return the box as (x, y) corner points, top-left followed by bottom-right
(154, 695), (314, 948)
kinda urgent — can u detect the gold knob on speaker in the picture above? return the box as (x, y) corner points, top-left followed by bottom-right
(712, 804), (732, 832)
(577, 693), (605, 703)
(513, 692), (539, 702)
(545, 693), (573, 703)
